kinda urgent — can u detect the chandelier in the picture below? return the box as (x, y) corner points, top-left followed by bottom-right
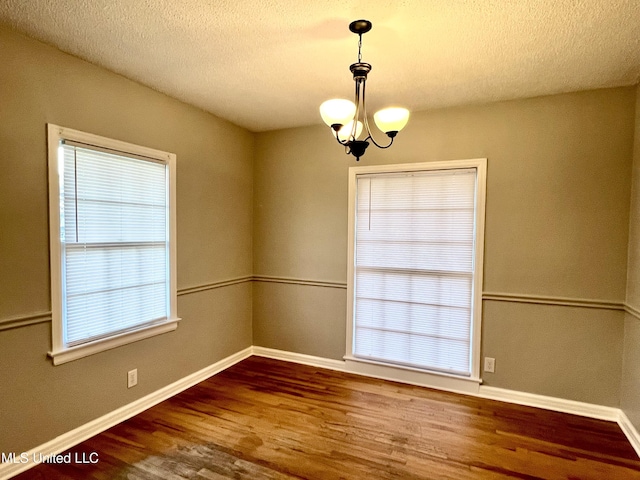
(319, 20), (410, 161)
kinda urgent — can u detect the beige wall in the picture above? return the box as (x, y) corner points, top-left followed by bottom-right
(483, 302), (623, 404)
(2, 20), (639, 457)
(622, 85), (640, 430)
(253, 87), (635, 406)
(0, 26), (253, 453)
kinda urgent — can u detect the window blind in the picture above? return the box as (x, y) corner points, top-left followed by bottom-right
(60, 143), (169, 347)
(353, 168), (477, 376)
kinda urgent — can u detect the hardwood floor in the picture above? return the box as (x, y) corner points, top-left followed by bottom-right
(13, 356), (640, 479)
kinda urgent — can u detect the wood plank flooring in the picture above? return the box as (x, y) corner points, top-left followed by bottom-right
(12, 356), (640, 479)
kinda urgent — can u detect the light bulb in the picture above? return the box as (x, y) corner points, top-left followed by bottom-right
(337, 121), (363, 142)
(373, 107), (410, 134)
(320, 99), (356, 127)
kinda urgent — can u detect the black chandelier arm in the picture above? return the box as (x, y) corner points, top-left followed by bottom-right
(362, 119), (395, 149)
(364, 133), (395, 149)
(333, 131), (350, 146)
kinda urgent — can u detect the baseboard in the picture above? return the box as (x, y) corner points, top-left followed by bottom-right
(252, 347), (481, 395)
(478, 386), (620, 421)
(252, 347), (619, 420)
(250, 347), (639, 459)
(3, 345), (638, 480)
(344, 356), (481, 395)
(251, 346), (346, 372)
(0, 346), (252, 480)
(618, 411), (640, 458)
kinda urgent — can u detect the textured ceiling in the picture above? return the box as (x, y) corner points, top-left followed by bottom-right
(1, 0), (639, 132)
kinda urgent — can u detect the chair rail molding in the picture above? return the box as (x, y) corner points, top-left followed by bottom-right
(0, 311), (52, 332)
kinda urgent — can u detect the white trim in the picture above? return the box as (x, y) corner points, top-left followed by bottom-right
(0, 347), (252, 480)
(345, 167), (357, 360)
(250, 347), (638, 458)
(47, 125), (174, 162)
(471, 159), (487, 379)
(342, 354), (482, 382)
(46, 124), (179, 364)
(3, 346), (639, 480)
(345, 159), (488, 379)
(252, 347), (480, 395)
(167, 145), (178, 323)
(47, 124), (64, 355)
(344, 356), (481, 395)
(618, 411), (640, 458)
(48, 319), (180, 365)
(252, 346), (346, 371)
(477, 386), (620, 421)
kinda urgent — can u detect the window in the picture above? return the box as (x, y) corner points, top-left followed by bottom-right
(346, 159), (486, 380)
(47, 124), (179, 365)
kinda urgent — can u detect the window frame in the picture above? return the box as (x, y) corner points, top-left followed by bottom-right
(47, 124), (180, 365)
(345, 159), (487, 382)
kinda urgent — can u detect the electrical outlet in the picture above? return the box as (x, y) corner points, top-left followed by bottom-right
(127, 369), (138, 388)
(484, 357), (496, 373)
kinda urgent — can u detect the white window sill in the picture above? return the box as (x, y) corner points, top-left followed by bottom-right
(343, 355), (482, 395)
(48, 318), (180, 365)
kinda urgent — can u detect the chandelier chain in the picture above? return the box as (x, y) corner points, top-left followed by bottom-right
(357, 34), (362, 63)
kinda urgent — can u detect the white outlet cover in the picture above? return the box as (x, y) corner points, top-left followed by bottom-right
(127, 369), (138, 388)
(484, 357), (495, 373)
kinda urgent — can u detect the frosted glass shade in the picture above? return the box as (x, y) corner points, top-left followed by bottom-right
(337, 120), (363, 142)
(373, 107), (410, 133)
(320, 99), (356, 127)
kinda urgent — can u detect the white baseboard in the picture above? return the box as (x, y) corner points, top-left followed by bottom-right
(252, 347), (618, 419)
(343, 356), (481, 395)
(251, 346), (346, 372)
(477, 386), (620, 421)
(619, 411), (640, 458)
(251, 346), (638, 459)
(252, 347), (481, 395)
(0, 347), (252, 480)
(4, 345), (638, 480)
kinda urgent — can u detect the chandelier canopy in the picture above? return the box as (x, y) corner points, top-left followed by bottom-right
(320, 20), (409, 161)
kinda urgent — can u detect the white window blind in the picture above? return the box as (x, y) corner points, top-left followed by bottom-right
(353, 168), (478, 376)
(59, 142), (170, 347)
